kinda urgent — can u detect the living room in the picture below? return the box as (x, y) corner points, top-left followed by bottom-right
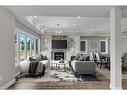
(1, 6), (127, 90)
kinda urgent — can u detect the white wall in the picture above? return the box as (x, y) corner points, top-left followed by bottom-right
(0, 7), (15, 89)
(67, 36), (80, 61)
(80, 36), (109, 55)
(41, 36), (52, 60)
(40, 35), (109, 61)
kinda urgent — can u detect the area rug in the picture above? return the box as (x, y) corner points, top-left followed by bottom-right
(50, 70), (99, 82)
(17, 67), (99, 83)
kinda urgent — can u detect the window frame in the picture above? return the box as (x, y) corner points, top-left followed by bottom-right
(26, 36), (31, 59)
(99, 40), (108, 54)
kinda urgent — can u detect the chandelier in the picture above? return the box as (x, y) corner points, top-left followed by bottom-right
(55, 24), (62, 34)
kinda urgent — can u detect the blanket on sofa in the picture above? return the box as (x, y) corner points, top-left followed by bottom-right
(29, 61), (39, 76)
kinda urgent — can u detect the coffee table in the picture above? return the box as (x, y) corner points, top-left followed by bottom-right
(50, 60), (68, 72)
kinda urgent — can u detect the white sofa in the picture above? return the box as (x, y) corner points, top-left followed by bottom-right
(71, 60), (96, 75)
(19, 54), (49, 76)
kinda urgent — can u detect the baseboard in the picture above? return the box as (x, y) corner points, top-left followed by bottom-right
(110, 84), (123, 90)
(0, 79), (16, 89)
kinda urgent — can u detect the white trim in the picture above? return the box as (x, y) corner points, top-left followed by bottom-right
(16, 28), (40, 39)
(15, 72), (20, 77)
(38, 38), (41, 53)
(99, 39), (108, 54)
(110, 84), (123, 90)
(0, 79), (15, 89)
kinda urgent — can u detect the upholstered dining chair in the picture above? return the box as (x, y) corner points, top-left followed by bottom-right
(90, 51), (96, 63)
(95, 52), (109, 69)
(90, 51), (94, 61)
(122, 53), (127, 74)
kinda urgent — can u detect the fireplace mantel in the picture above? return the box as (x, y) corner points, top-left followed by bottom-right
(51, 49), (67, 60)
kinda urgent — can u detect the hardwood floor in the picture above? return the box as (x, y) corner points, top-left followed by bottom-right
(8, 72), (110, 89)
(8, 68), (127, 90)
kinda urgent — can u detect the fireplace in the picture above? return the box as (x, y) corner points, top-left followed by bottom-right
(54, 52), (64, 60)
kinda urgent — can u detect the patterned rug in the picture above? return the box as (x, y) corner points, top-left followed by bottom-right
(17, 66), (99, 83)
(50, 69), (99, 82)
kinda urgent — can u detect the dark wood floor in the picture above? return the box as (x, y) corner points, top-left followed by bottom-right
(8, 70), (127, 90)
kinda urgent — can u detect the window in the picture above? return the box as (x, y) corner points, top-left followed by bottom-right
(15, 28), (40, 63)
(27, 36), (31, 59)
(80, 40), (87, 53)
(20, 34), (26, 60)
(15, 33), (18, 63)
(100, 40), (108, 54)
(31, 38), (35, 57)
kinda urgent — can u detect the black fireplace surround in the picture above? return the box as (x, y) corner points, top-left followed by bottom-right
(54, 52), (64, 60)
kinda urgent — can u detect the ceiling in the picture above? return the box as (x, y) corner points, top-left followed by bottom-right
(24, 16), (110, 35)
(8, 6), (111, 17)
(6, 6), (127, 36)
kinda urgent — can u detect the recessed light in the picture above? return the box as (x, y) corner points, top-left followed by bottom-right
(122, 36), (126, 38)
(34, 16), (37, 18)
(40, 24), (43, 26)
(90, 29), (94, 32)
(77, 16), (80, 19)
(73, 24), (76, 26)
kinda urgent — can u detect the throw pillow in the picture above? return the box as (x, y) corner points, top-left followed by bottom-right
(78, 56), (84, 61)
(42, 55), (48, 60)
(29, 57), (36, 61)
(35, 54), (43, 61)
(76, 56), (80, 61)
(76, 54), (80, 61)
(85, 56), (90, 61)
(70, 56), (76, 61)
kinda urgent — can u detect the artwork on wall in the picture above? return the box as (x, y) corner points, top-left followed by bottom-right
(90, 40), (98, 52)
(67, 37), (75, 50)
(41, 36), (51, 51)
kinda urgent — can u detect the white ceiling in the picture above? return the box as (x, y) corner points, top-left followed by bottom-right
(8, 6), (111, 17)
(24, 16), (110, 35)
(6, 6), (127, 36)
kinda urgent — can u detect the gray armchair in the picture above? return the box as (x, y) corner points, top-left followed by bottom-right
(71, 60), (96, 75)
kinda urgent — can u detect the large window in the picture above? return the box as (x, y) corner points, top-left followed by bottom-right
(80, 40), (87, 53)
(20, 34), (26, 60)
(31, 38), (35, 57)
(27, 36), (31, 59)
(15, 28), (40, 63)
(100, 40), (108, 54)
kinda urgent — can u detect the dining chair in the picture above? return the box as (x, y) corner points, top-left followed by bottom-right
(122, 53), (127, 74)
(95, 52), (109, 69)
(90, 51), (94, 61)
